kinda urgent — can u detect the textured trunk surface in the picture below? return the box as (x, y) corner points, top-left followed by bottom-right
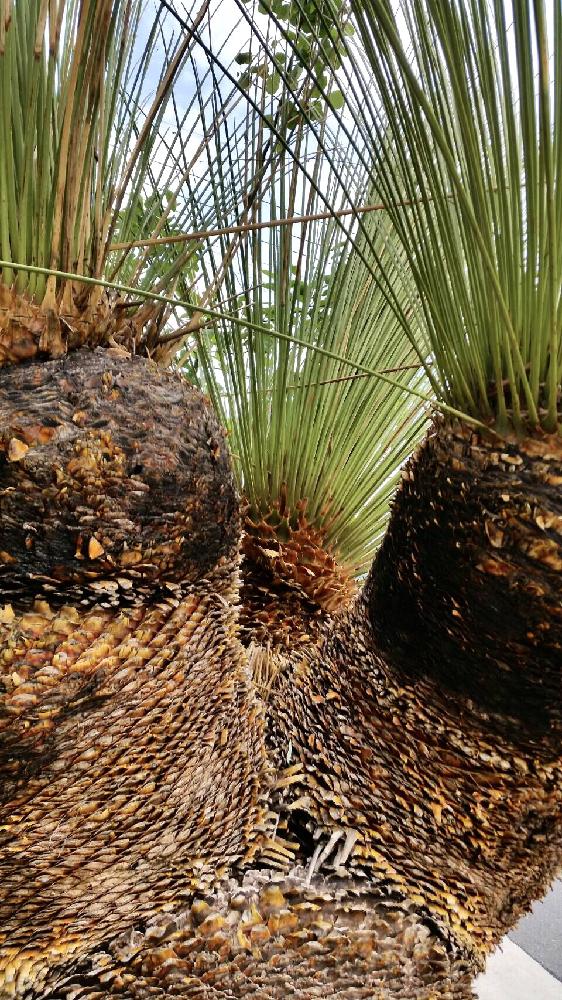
(240, 503), (356, 651)
(0, 286), (144, 368)
(1, 353), (561, 999)
(0, 351), (268, 995)
(368, 422), (562, 744)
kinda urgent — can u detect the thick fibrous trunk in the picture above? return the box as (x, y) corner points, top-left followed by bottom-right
(0, 351), (268, 995)
(368, 421), (562, 744)
(1, 355), (561, 1000)
(364, 421), (562, 945)
(0, 349), (239, 606)
(266, 421), (562, 962)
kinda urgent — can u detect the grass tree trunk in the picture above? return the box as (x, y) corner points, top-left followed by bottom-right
(1, 354), (561, 998)
(1, 0), (561, 995)
(266, 421), (562, 975)
(365, 421), (562, 946)
(0, 347), (269, 996)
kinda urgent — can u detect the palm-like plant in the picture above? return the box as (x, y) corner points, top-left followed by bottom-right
(0, 1), (561, 998)
(0, 0), (285, 357)
(178, 110), (428, 645)
(236, 0), (561, 984)
(1, 0), (185, 354)
(352, 0), (561, 436)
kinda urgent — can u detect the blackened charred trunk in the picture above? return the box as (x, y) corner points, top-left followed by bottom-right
(263, 421), (562, 974)
(367, 422), (562, 744)
(0, 348), (239, 610)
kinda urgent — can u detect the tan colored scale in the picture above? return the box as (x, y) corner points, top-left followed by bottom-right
(0, 284), (145, 368)
(240, 500), (357, 650)
(0, 573), (269, 995)
(43, 875), (475, 998)
(1, 349), (561, 998)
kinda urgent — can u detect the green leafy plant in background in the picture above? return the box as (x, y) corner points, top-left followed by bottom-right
(0, 0), (192, 317)
(176, 57), (428, 581)
(1, 3), (562, 999)
(235, 0), (351, 129)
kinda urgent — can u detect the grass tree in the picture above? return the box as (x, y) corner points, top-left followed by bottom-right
(0, 0), (561, 999)
(178, 120), (428, 652)
(236, 0), (562, 994)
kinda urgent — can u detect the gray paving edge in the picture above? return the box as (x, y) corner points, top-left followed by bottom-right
(474, 939), (562, 1000)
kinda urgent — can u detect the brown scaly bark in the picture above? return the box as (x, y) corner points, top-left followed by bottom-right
(0, 286), (145, 368)
(266, 423), (562, 964)
(1, 347), (561, 999)
(240, 500), (357, 651)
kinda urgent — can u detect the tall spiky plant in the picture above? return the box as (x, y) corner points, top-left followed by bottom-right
(352, 0), (561, 437)
(226, 0), (562, 984)
(179, 155), (428, 643)
(0, 0), (287, 359)
(2, 1), (562, 998)
(168, 11), (430, 649)
(1, 0), (183, 356)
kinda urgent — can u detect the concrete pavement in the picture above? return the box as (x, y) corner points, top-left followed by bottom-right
(475, 939), (562, 999)
(510, 881), (562, 982)
(474, 879), (562, 998)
